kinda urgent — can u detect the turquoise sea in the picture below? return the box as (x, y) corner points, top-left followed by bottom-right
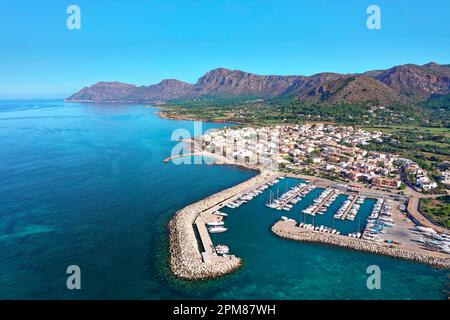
(0, 100), (448, 299)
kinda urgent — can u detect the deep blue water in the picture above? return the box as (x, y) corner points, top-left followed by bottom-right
(0, 100), (448, 299)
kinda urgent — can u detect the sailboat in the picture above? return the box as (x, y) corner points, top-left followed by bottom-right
(265, 191), (277, 208)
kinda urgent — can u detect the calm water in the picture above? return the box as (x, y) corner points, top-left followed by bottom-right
(0, 100), (448, 299)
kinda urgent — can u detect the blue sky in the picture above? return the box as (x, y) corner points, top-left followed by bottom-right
(1, 0), (449, 98)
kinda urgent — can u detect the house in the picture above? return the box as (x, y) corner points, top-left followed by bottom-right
(415, 176), (438, 190)
(440, 171), (450, 185)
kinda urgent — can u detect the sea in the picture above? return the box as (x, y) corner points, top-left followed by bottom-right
(0, 100), (448, 299)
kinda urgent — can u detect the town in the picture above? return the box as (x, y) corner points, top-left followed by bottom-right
(198, 123), (442, 192)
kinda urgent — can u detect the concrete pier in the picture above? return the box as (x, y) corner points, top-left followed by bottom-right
(312, 190), (336, 215)
(275, 184), (308, 209)
(341, 195), (359, 220)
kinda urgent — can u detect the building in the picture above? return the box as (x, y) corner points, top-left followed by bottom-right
(371, 177), (400, 189)
(440, 171), (450, 185)
(416, 176), (438, 190)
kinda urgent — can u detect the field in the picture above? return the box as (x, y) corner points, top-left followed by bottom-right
(420, 196), (450, 229)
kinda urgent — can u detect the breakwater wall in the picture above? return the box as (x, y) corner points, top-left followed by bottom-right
(272, 221), (450, 269)
(169, 171), (277, 279)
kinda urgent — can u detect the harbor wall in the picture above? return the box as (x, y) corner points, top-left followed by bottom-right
(272, 221), (450, 269)
(169, 171), (277, 279)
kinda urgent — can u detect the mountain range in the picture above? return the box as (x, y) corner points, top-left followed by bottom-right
(67, 62), (450, 106)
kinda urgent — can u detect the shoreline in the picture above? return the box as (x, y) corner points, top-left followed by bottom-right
(272, 220), (450, 269)
(156, 110), (248, 125)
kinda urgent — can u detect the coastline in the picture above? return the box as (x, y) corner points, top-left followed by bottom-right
(156, 109), (247, 125)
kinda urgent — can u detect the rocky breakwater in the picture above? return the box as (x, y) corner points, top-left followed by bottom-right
(169, 172), (277, 279)
(272, 220), (450, 269)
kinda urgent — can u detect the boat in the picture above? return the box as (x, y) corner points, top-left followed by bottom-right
(207, 221), (224, 227)
(215, 245), (230, 255)
(208, 226), (228, 233)
(213, 211), (228, 217)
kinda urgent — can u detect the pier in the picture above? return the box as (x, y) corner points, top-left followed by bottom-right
(169, 171), (281, 280)
(341, 195), (359, 220)
(311, 189), (336, 215)
(275, 184), (309, 209)
(272, 219), (450, 269)
(163, 153), (201, 163)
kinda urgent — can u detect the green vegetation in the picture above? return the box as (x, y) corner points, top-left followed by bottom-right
(420, 196), (450, 229)
(160, 96), (449, 177)
(362, 125), (449, 178)
(161, 93), (450, 128)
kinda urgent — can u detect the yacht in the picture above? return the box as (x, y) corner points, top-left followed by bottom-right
(208, 226), (228, 233)
(207, 221), (224, 227)
(215, 245), (230, 255)
(213, 211), (228, 217)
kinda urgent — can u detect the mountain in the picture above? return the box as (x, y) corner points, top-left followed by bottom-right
(191, 68), (305, 97)
(68, 82), (137, 102)
(373, 64), (450, 100)
(67, 62), (450, 106)
(126, 79), (193, 101)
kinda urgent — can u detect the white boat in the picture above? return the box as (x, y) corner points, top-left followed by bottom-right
(208, 226), (228, 233)
(215, 245), (230, 255)
(415, 226), (437, 234)
(207, 221), (224, 227)
(213, 211), (228, 217)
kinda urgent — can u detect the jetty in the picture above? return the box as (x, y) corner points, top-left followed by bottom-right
(169, 171), (280, 279)
(311, 189), (336, 215)
(341, 195), (359, 220)
(272, 219), (450, 269)
(275, 184), (309, 209)
(163, 153), (201, 163)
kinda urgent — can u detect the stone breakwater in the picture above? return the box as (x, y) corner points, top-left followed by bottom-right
(169, 172), (277, 279)
(272, 221), (450, 269)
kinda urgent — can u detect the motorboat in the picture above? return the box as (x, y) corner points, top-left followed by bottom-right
(207, 221), (224, 227)
(208, 226), (228, 233)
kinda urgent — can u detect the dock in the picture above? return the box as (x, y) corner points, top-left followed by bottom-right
(312, 190), (336, 215)
(194, 216), (217, 262)
(341, 195), (359, 220)
(169, 171), (282, 280)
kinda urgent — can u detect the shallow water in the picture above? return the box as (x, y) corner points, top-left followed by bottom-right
(0, 100), (448, 299)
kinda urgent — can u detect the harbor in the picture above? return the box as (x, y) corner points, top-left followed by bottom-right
(169, 171), (281, 279)
(170, 171), (450, 281)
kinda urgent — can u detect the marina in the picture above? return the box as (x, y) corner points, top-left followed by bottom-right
(339, 195), (360, 221)
(169, 172), (282, 279)
(170, 172), (449, 281)
(301, 188), (338, 216)
(265, 182), (310, 211)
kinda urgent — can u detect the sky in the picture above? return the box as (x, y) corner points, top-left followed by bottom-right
(1, 0), (449, 98)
